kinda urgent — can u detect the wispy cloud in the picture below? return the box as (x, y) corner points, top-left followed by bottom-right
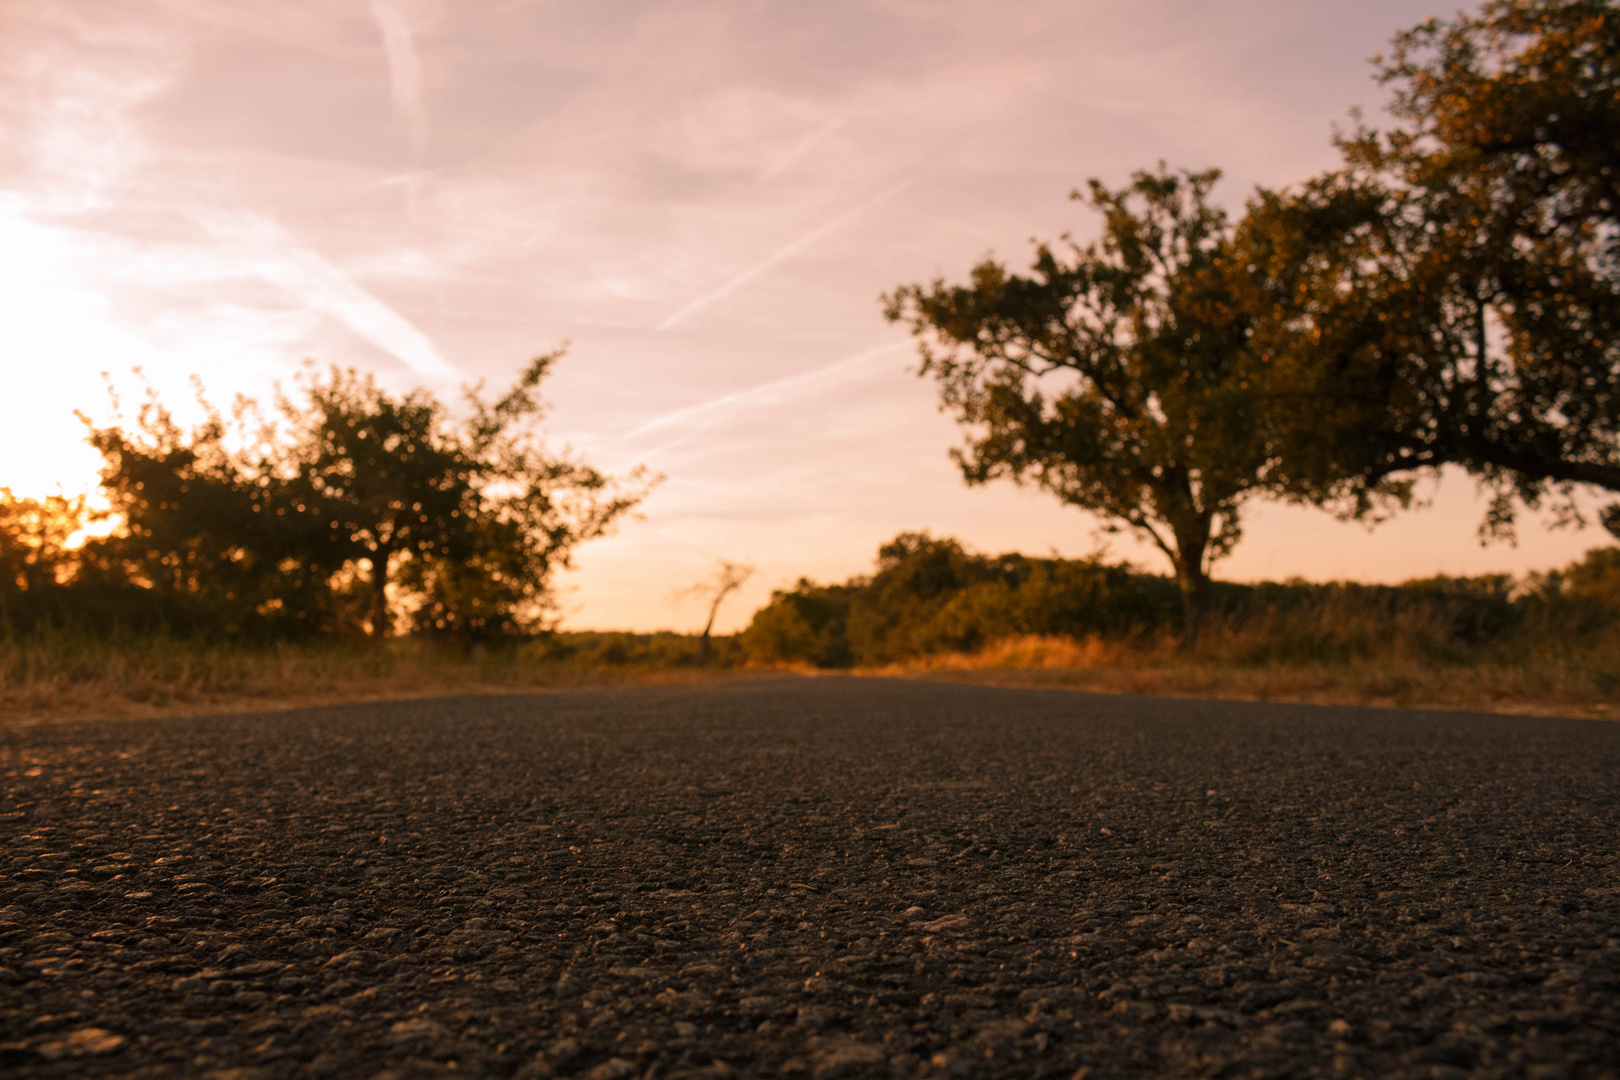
(624, 340), (910, 444)
(191, 208), (459, 383)
(656, 178), (916, 331)
(7, 0), (1535, 631)
(369, 0), (429, 156)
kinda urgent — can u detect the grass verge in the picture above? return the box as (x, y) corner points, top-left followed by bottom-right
(869, 634), (1618, 719)
(6, 629), (1614, 725)
(0, 632), (768, 725)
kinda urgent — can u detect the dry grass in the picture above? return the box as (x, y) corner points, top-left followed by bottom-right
(865, 634), (1619, 720)
(7, 628), (1615, 726)
(0, 635), (769, 726)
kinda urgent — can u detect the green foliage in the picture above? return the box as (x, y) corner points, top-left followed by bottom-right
(885, 166), (1276, 640)
(529, 630), (745, 669)
(0, 485), (296, 639)
(841, 533), (1181, 664)
(742, 532), (1620, 670)
(1245, 0), (1620, 533)
(743, 580), (858, 669)
(742, 532), (1181, 667)
(1561, 545), (1620, 608)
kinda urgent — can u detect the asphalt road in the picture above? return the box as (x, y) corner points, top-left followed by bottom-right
(2, 677), (1618, 1079)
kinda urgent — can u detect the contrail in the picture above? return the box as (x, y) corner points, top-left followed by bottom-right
(370, 0), (429, 155)
(657, 178), (915, 332)
(192, 208), (459, 384)
(624, 340), (911, 442)
(759, 116), (845, 181)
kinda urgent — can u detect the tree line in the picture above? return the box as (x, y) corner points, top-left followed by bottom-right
(885, 0), (1620, 641)
(741, 532), (1620, 669)
(1, 351), (650, 644)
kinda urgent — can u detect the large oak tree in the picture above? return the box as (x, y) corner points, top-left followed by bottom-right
(1247, 0), (1620, 538)
(885, 167), (1276, 642)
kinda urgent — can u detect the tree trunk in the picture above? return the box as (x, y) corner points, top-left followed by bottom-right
(369, 551), (391, 640)
(1176, 562), (1212, 648)
(1172, 531), (1212, 648)
(698, 601), (719, 664)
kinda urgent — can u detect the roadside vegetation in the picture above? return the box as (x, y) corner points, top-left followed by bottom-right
(0, 349), (650, 643)
(738, 532), (1620, 718)
(0, 626), (750, 724)
(0, 352), (691, 723)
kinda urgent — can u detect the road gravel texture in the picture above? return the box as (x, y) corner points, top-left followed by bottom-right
(2, 677), (1618, 1080)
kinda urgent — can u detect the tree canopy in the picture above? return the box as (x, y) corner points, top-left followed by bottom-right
(1245, 0), (1620, 538)
(0, 491), (89, 607)
(74, 350), (650, 641)
(884, 166), (1275, 640)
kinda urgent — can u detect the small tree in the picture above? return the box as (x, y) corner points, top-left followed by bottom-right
(675, 559), (754, 661)
(278, 367), (479, 638)
(884, 166), (1275, 642)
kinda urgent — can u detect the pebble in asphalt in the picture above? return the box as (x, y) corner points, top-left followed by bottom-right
(2, 677), (1618, 1079)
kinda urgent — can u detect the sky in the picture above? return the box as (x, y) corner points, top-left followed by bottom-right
(3, 0), (1612, 633)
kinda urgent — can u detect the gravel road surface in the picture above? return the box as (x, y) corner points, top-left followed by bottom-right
(3, 677), (1618, 1079)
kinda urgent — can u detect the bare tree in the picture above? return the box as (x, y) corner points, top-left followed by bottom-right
(676, 560), (755, 662)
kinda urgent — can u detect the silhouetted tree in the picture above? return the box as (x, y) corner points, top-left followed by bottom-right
(675, 560), (754, 661)
(81, 385), (343, 636)
(277, 367), (483, 638)
(885, 167), (1275, 642)
(0, 489), (103, 631)
(398, 355), (651, 643)
(78, 349), (650, 640)
(1245, 0), (1620, 538)
(0, 490), (86, 597)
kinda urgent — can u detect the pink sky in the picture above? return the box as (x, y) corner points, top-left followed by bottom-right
(4, 0), (1610, 632)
